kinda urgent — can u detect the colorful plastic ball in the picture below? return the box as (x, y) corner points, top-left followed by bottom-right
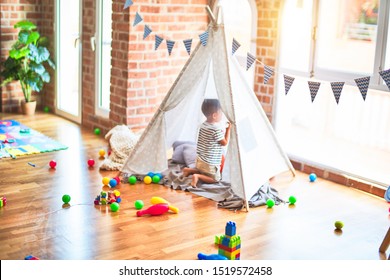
(288, 196), (297, 205)
(94, 128), (101, 135)
(43, 106), (49, 113)
(266, 198), (275, 208)
(102, 177), (110, 185)
(49, 160), (57, 168)
(109, 178), (117, 188)
(110, 202), (120, 212)
(335, 221), (344, 230)
(99, 149), (105, 157)
(309, 173), (317, 182)
(135, 200), (144, 210)
(62, 194), (71, 204)
(114, 176), (120, 185)
(113, 190), (120, 197)
(147, 172), (155, 178)
(87, 159), (95, 167)
(128, 175), (137, 185)
(143, 176), (152, 184)
(116, 197), (122, 203)
(156, 173), (163, 179)
(152, 175), (160, 184)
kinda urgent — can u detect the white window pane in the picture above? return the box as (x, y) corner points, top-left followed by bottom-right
(316, 0), (379, 74)
(279, 0), (313, 72)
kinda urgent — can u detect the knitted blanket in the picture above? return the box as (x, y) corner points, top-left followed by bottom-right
(99, 125), (141, 170)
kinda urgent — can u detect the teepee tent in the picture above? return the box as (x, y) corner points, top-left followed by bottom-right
(121, 13), (295, 210)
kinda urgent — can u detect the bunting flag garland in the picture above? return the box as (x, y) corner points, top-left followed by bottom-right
(133, 12), (143, 26)
(123, 0), (133, 9)
(143, 25), (152, 39)
(246, 52), (256, 70)
(354, 76), (370, 101)
(232, 38), (241, 55)
(330, 82), (345, 104)
(199, 31), (209, 47)
(166, 40), (175, 56)
(183, 39), (193, 55)
(308, 81), (321, 102)
(379, 69), (390, 90)
(264, 65), (274, 85)
(283, 75), (295, 95)
(155, 35), (164, 50)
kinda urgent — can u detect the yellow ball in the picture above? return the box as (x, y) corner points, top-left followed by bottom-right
(99, 149), (105, 157)
(335, 221), (344, 230)
(113, 190), (120, 197)
(102, 177), (110, 185)
(143, 176), (152, 184)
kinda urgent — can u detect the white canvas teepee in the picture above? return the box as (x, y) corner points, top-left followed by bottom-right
(121, 21), (295, 209)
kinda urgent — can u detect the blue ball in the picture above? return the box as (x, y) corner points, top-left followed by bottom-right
(109, 178), (118, 188)
(147, 172), (155, 178)
(156, 173), (163, 179)
(309, 173), (317, 182)
(116, 197), (122, 203)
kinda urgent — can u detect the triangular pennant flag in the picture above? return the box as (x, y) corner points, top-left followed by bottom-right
(123, 0), (133, 9)
(199, 30), (209, 47)
(183, 39), (192, 55)
(232, 38), (241, 55)
(379, 69), (390, 90)
(155, 35), (164, 50)
(307, 81), (321, 102)
(354, 76), (370, 101)
(166, 40), (175, 56)
(330, 82), (345, 104)
(283, 75), (295, 95)
(246, 53), (256, 70)
(143, 25), (152, 39)
(133, 12), (143, 26)
(264, 65), (274, 84)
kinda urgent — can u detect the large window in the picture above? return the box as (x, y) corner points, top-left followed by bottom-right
(276, 0), (390, 186)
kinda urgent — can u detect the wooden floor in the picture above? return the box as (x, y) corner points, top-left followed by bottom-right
(0, 112), (389, 260)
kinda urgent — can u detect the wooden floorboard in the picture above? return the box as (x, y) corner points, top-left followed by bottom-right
(0, 112), (389, 260)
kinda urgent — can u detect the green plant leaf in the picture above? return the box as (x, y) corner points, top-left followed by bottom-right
(30, 63), (45, 75)
(9, 48), (30, 59)
(18, 30), (30, 44)
(40, 71), (50, 83)
(28, 44), (49, 64)
(14, 20), (36, 31)
(26, 71), (43, 92)
(37, 37), (49, 47)
(26, 31), (40, 45)
(47, 58), (56, 69)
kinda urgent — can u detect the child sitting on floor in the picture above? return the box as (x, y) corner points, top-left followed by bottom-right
(183, 99), (230, 187)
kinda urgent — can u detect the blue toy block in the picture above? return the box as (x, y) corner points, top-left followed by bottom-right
(225, 221), (236, 236)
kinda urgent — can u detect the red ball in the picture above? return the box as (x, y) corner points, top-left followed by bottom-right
(114, 176), (120, 185)
(87, 159), (95, 167)
(49, 160), (57, 168)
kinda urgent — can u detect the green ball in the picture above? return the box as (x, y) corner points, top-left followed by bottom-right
(110, 202), (120, 212)
(266, 198), (275, 208)
(288, 196), (297, 205)
(335, 221), (344, 230)
(62, 194), (71, 204)
(43, 106), (49, 113)
(128, 175), (137, 185)
(94, 128), (101, 135)
(135, 200), (144, 210)
(152, 175), (160, 183)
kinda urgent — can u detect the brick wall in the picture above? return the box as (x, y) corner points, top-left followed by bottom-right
(253, 0), (281, 122)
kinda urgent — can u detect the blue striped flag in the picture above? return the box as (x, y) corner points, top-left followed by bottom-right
(379, 69), (390, 90)
(308, 81), (321, 102)
(166, 40), (175, 56)
(246, 52), (256, 70)
(143, 25), (152, 39)
(123, 0), (133, 9)
(133, 12), (143, 26)
(264, 65), (273, 84)
(330, 82), (345, 104)
(155, 35), (164, 50)
(283, 75), (295, 95)
(354, 76), (370, 101)
(183, 39), (193, 55)
(232, 38), (241, 55)
(199, 30), (209, 47)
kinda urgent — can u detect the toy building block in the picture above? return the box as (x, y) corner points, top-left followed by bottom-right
(225, 221), (236, 237)
(215, 221), (241, 260)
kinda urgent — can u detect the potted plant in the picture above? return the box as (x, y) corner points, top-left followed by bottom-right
(0, 20), (55, 115)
